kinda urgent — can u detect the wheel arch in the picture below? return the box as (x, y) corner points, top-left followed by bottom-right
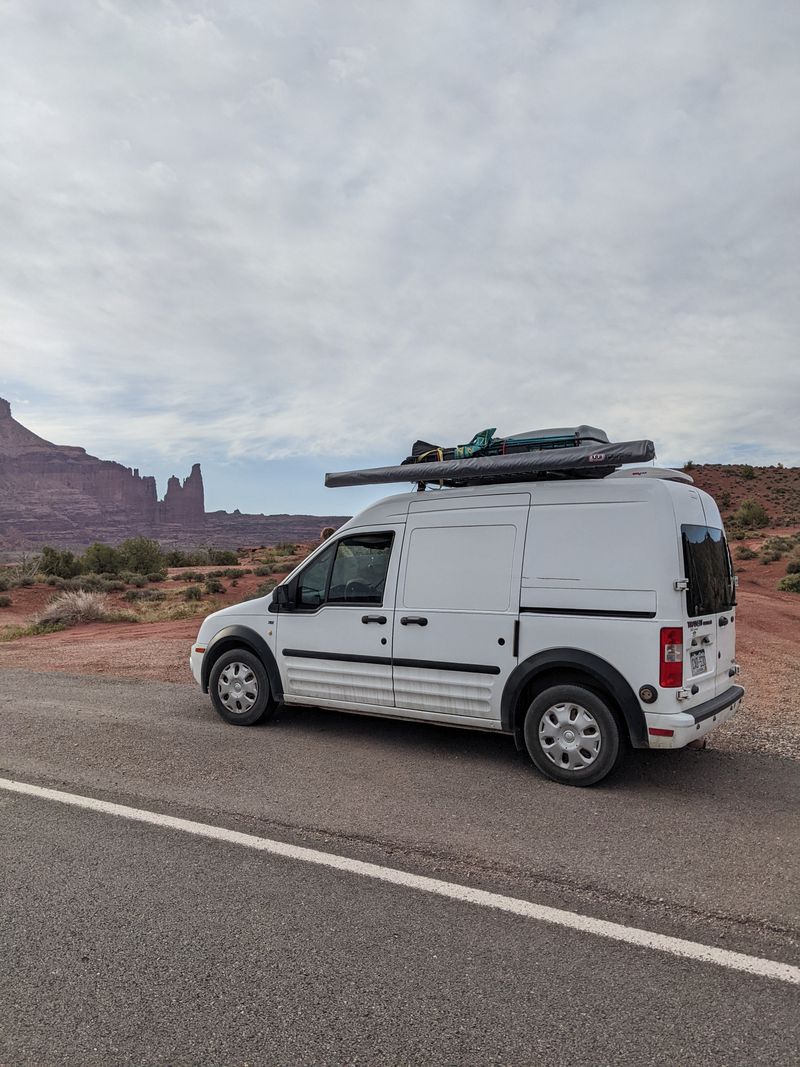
(501, 648), (648, 749)
(201, 625), (283, 700)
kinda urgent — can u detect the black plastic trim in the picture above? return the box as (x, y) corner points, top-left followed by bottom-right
(393, 658), (501, 675)
(282, 649), (391, 667)
(688, 685), (744, 724)
(282, 648), (500, 675)
(521, 606), (656, 619)
(202, 626), (283, 700)
(501, 648), (649, 748)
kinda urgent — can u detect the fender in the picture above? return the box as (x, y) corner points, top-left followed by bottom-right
(201, 625), (284, 701)
(501, 648), (648, 749)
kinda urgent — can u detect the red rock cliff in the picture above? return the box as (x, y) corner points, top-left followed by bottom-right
(0, 399), (347, 550)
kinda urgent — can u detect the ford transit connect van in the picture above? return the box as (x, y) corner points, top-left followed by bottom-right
(190, 468), (743, 786)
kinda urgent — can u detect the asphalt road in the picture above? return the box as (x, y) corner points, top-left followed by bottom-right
(1, 668), (798, 1065)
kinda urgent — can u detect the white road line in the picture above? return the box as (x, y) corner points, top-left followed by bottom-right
(2, 776), (798, 986)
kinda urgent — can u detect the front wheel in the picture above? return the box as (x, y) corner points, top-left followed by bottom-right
(209, 648), (275, 726)
(523, 684), (624, 787)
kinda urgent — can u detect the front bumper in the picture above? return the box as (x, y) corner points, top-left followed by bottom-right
(189, 647), (204, 687)
(646, 685), (744, 749)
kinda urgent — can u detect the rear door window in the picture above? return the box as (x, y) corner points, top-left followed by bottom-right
(681, 525), (735, 616)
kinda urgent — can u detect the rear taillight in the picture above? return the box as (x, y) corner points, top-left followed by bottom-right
(660, 627), (683, 688)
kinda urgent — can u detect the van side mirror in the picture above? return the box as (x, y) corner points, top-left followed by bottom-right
(270, 584), (292, 612)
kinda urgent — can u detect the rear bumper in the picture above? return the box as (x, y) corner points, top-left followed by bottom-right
(646, 685), (744, 749)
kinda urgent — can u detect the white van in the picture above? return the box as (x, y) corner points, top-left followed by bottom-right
(190, 468), (743, 786)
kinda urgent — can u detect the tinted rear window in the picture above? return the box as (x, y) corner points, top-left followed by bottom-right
(681, 525), (735, 616)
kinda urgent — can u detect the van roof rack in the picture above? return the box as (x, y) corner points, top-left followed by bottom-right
(326, 438), (656, 489)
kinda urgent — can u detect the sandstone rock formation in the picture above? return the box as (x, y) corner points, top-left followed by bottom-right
(0, 399), (347, 551)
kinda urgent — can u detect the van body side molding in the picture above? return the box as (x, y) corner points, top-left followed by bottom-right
(283, 649), (392, 667)
(521, 606), (656, 620)
(500, 648), (648, 749)
(202, 625), (284, 700)
(282, 648), (501, 675)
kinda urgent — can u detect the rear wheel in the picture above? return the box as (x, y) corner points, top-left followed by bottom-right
(209, 648), (274, 726)
(523, 684), (624, 786)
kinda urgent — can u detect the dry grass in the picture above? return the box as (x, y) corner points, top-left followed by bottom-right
(129, 598), (223, 623)
(0, 621), (67, 642)
(35, 590), (118, 627)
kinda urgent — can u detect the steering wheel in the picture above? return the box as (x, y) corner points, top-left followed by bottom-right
(345, 579), (373, 599)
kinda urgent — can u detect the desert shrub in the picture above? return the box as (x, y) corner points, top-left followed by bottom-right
(274, 542), (297, 555)
(254, 565), (274, 576)
(16, 576), (35, 588)
(718, 491), (731, 509)
(231, 579), (239, 587)
(102, 579), (127, 592)
(35, 590), (113, 627)
(739, 465), (756, 480)
(0, 576), (9, 592)
(146, 571), (167, 583)
(732, 500), (769, 528)
(124, 589), (166, 602)
(685, 460), (694, 471)
(118, 536), (165, 575)
(764, 536), (794, 553)
(735, 546), (757, 560)
(777, 573), (800, 593)
(204, 578), (224, 594)
(759, 550), (781, 565)
(65, 574), (107, 591)
(183, 585), (204, 601)
(81, 542), (123, 574)
(0, 595), (11, 608)
(208, 549), (238, 566)
(39, 546), (82, 578)
(174, 570), (204, 583)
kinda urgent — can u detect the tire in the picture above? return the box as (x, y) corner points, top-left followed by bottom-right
(523, 684), (624, 787)
(208, 648), (275, 726)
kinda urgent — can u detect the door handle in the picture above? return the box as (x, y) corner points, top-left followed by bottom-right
(718, 617), (729, 626)
(362, 615), (387, 625)
(400, 616), (428, 626)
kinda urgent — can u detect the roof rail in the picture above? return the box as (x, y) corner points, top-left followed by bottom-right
(326, 439), (656, 489)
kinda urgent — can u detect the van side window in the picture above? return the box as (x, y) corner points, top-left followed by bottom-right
(295, 532), (394, 609)
(328, 532), (394, 605)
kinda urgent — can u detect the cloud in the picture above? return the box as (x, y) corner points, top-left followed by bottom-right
(0, 0), (798, 489)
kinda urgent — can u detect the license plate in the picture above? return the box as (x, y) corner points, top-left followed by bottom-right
(690, 649), (707, 675)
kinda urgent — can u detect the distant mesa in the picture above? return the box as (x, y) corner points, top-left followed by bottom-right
(0, 398), (347, 550)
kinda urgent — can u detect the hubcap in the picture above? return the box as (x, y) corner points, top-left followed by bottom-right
(218, 662), (258, 714)
(538, 702), (601, 770)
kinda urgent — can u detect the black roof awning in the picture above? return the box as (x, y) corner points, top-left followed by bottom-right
(326, 439), (656, 489)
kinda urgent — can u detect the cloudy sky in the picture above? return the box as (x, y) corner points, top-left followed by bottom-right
(1, 0), (798, 514)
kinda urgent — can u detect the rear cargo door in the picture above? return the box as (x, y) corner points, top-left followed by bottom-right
(680, 523), (736, 696)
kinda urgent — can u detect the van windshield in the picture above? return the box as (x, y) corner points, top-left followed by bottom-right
(681, 525), (735, 617)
